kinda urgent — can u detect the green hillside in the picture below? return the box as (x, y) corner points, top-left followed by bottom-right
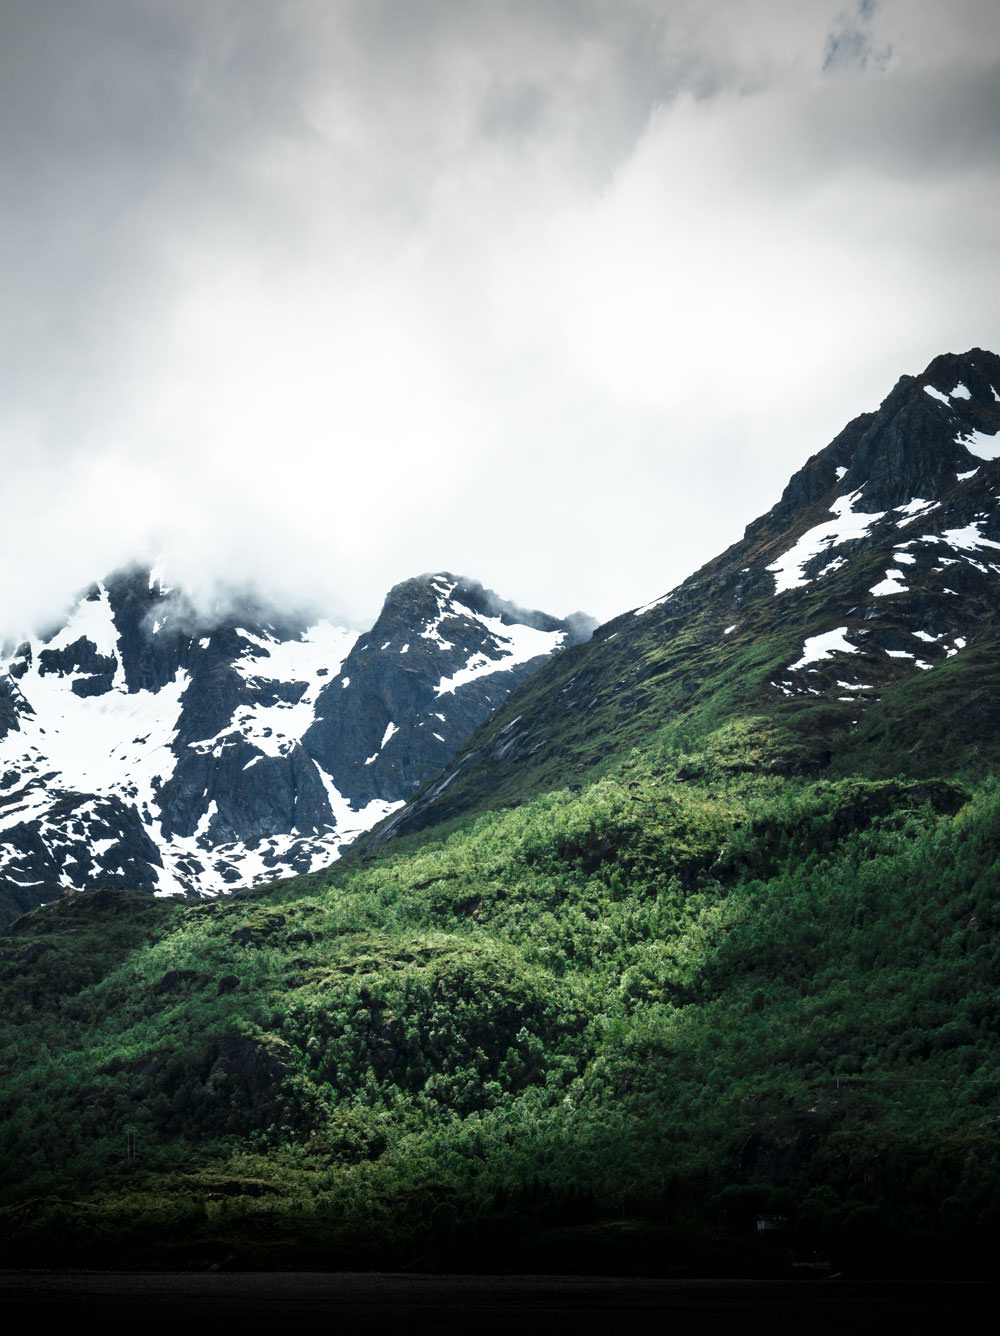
(3, 718), (999, 1274)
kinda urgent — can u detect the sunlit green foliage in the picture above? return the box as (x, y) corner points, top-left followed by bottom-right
(2, 723), (999, 1272)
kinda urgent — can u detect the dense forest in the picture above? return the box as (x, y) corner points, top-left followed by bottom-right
(3, 714), (999, 1274)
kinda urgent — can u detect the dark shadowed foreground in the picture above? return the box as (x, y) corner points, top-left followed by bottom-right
(2, 1272), (997, 1334)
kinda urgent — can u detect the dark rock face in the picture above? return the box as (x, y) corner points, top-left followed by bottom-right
(304, 575), (591, 807)
(0, 679), (23, 742)
(38, 635), (118, 697)
(765, 348), (1000, 524)
(0, 568), (587, 921)
(0, 791), (164, 895)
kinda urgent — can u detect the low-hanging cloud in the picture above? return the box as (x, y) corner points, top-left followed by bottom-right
(0, 0), (998, 639)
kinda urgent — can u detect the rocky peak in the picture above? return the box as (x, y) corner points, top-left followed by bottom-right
(759, 349), (1000, 532)
(844, 348), (1000, 512)
(303, 573), (593, 807)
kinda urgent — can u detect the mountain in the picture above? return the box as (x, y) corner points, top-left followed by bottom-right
(4, 351), (1000, 1277)
(370, 348), (1000, 846)
(0, 569), (593, 923)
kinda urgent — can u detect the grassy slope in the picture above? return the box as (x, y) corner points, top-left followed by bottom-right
(356, 487), (1000, 857)
(2, 718), (999, 1274)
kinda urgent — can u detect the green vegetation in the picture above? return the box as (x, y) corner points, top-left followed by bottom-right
(2, 718), (999, 1274)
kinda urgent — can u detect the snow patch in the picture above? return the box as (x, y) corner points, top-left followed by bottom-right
(958, 429), (1000, 462)
(894, 497), (938, 517)
(0, 659), (188, 800)
(768, 491), (886, 594)
(788, 626), (857, 670)
(194, 801), (218, 840)
(633, 593), (672, 617)
(938, 524), (1000, 553)
(191, 695), (317, 760)
(148, 563), (173, 595)
(234, 621), (359, 711)
(816, 556), (847, 579)
(870, 569), (908, 597)
(435, 618), (562, 697)
(312, 762), (403, 841)
(45, 583), (121, 666)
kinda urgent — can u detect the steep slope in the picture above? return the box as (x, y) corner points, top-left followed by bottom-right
(0, 569), (591, 921)
(372, 349), (1000, 845)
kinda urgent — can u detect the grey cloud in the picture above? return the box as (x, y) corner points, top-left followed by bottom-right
(822, 0), (891, 74)
(0, 1), (998, 639)
(657, 55), (1000, 211)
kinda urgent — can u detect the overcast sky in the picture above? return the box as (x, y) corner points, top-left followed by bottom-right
(1, 0), (998, 636)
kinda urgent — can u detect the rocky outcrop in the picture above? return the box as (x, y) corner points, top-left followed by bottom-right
(304, 575), (592, 806)
(760, 348), (1000, 528)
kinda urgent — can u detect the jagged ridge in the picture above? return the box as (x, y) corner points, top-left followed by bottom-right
(0, 569), (591, 922)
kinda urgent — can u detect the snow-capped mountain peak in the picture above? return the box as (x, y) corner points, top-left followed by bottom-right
(0, 568), (591, 922)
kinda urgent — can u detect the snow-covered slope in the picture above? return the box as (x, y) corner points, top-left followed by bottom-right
(742, 349), (1000, 699)
(601, 348), (1000, 713)
(0, 570), (592, 919)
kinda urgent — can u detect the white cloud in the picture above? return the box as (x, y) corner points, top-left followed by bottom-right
(0, 0), (998, 636)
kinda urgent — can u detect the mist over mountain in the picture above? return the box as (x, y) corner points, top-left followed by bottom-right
(0, 569), (592, 925)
